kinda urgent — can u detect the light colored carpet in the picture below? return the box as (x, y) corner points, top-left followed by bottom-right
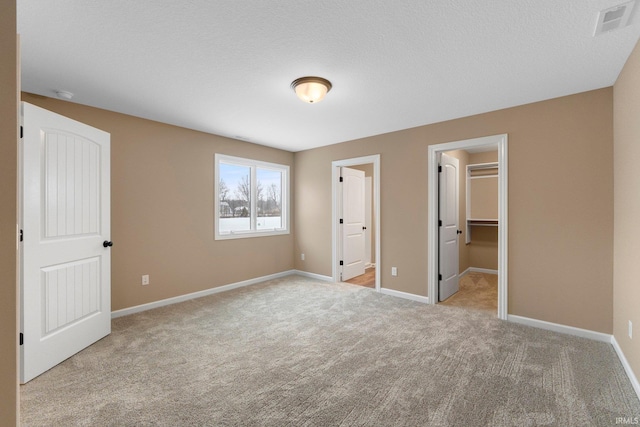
(440, 272), (498, 314)
(21, 275), (640, 426)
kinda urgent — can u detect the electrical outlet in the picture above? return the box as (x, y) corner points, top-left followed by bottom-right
(301, 253), (305, 261)
(142, 274), (149, 286)
(391, 267), (398, 276)
(629, 320), (633, 339)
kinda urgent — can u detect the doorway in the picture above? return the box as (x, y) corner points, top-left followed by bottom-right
(439, 148), (499, 314)
(332, 155), (381, 291)
(427, 135), (508, 319)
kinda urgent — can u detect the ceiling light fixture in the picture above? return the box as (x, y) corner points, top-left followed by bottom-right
(291, 76), (332, 104)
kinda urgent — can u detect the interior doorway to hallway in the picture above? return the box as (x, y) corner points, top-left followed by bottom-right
(332, 155), (381, 291)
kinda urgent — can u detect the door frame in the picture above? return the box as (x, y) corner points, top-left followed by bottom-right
(427, 134), (508, 319)
(332, 155), (381, 290)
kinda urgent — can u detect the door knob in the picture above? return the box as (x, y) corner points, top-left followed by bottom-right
(362, 226), (367, 230)
(457, 230), (462, 235)
(103, 240), (113, 248)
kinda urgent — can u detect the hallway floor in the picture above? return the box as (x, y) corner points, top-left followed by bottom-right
(344, 267), (375, 288)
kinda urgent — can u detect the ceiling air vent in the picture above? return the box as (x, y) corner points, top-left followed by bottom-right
(594, 1), (636, 36)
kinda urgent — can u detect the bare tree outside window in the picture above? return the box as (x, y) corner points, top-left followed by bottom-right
(267, 183), (281, 215)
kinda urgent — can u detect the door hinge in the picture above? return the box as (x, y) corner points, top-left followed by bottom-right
(340, 260), (344, 266)
(339, 218), (343, 224)
(19, 229), (23, 242)
(339, 176), (343, 182)
(20, 126), (23, 139)
(438, 165), (442, 173)
(438, 274), (442, 281)
(19, 333), (23, 346)
(438, 220), (442, 227)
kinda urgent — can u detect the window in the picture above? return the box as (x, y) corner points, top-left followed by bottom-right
(215, 154), (289, 239)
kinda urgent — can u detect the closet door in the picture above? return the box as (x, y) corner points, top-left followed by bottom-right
(439, 153), (459, 301)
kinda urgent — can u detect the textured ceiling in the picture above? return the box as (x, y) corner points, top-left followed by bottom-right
(17, 1), (640, 152)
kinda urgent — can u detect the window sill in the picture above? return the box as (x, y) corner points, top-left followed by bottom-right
(215, 229), (290, 240)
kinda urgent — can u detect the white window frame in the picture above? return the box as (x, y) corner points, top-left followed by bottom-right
(215, 154), (290, 240)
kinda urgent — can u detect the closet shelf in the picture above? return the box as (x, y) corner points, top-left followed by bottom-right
(466, 162), (499, 244)
(467, 219), (498, 226)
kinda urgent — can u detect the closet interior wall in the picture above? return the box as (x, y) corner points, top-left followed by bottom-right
(467, 151), (499, 271)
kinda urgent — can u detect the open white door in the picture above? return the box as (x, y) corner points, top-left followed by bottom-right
(438, 153), (459, 301)
(21, 102), (111, 383)
(341, 167), (366, 281)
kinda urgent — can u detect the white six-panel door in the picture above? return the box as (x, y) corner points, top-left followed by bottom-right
(21, 102), (111, 383)
(341, 167), (366, 281)
(438, 153), (459, 301)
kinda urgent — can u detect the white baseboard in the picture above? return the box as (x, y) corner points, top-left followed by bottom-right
(611, 335), (640, 401)
(380, 287), (429, 304)
(112, 270), (297, 318)
(507, 315), (611, 342)
(465, 267), (499, 276)
(293, 270), (334, 282)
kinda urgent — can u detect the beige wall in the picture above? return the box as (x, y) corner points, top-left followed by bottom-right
(295, 88), (613, 333)
(22, 93), (295, 311)
(469, 151), (499, 165)
(0, 0), (18, 423)
(468, 151), (498, 271)
(613, 39), (640, 387)
(468, 227), (498, 271)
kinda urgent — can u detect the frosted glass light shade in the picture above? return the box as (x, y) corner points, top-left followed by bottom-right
(291, 77), (332, 104)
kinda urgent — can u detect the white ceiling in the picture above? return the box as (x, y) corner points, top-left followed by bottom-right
(17, 1), (640, 152)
